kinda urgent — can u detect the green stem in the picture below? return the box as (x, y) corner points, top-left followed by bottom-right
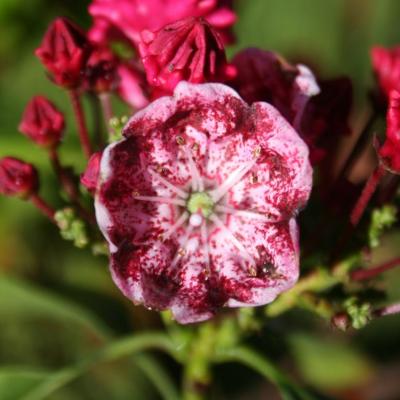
(135, 354), (180, 400)
(21, 332), (176, 400)
(216, 347), (314, 400)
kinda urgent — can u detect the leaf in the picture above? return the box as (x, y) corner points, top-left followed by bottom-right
(289, 334), (373, 390)
(0, 368), (48, 400)
(0, 276), (111, 340)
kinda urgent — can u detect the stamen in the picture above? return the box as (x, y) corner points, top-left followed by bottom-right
(148, 168), (188, 198)
(209, 156), (260, 203)
(161, 211), (189, 241)
(170, 225), (194, 268)
(183, 145), (204, 192)
(209, 213), (256, 267)
(215, 205), (279, 222)
(133, 195), (186, 207)
(201, 223), (211, 275)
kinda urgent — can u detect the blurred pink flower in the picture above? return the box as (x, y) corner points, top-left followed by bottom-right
(371, 46), (400, 99)
(379, 90), (400, 173)
(139, 17), (236, 96)
(92, 82), (312, 323)
(0, 157), (39, 199)
(35, 17), (90, 88)
(19, 96), (65, 148)
(88, 0), (236, 47)
(116, 62), (149, 109)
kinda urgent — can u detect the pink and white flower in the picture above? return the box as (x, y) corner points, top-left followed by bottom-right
(91, 82), (312, 323)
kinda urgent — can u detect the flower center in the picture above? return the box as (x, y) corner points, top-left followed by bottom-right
(186, 191), (214, 217)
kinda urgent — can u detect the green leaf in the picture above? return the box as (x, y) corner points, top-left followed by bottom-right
(289, 334), (373, 390)
(0, 277), (111, 340)
(0, 368), (48, 400)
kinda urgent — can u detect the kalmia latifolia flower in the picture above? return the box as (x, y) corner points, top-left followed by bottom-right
(0, 157), (38, 199)
(88, 0), (236, 47)
(91, 82), (312, 323)
(371, 46), (400, 100)
(230, 48), (319, 127)
(18, 96), (65, 148)
(379, 90), (400, 173)
(35, 17), (90, 88)
(139, 17), (236, 96)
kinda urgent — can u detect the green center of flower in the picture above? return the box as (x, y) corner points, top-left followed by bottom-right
(186, 191), (214, 217)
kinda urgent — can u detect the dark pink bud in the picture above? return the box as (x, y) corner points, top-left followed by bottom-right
(35, 17), (90, 88)
(0, 157), (38, 198)
(371, 46), (400, 99)
(139, 17), (236, 95)
(81, 151), (102, 195)
(331, 312), (350, 331)
(379, 90), (400, 173)
(83, 46), (118, 93)
(19, 96), (65, 148)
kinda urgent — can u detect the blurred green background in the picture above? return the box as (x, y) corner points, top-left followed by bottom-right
(1, 0), (400, 399)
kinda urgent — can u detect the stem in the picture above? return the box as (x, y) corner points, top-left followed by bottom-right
(99, 92), (115, 139)
(30, 194), (56, 222)
(88, 93), (105, 149)
(350, 165), (386, 227)
(21, 332), (176, 400)
(335, 110), (378, 186)
(69, 90), (93, 159)
(351, 257), (400, 281)
(48, 148), (95, 224)
(135, 354), (180, 400)
(215, 347), (314, 400)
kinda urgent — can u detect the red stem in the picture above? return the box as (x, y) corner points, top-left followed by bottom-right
(351, 257), (400, 281)
(69, 90), (93, 159)
(30, 193), (55, 222)
(350, 165), (386, 227)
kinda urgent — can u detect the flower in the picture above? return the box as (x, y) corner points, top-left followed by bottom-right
(88, 0), (236, 47)
(116, 62), (149, 109)
(300, 77), (353, 164)
(0, 157), (38, 198)
(81, 152), (102, 195)
(83, 46), (118, 93)
(139, 17), (236, 97)
(230, 48), (319, 126)
(379, 90), (400, 173)
(371, 46), (400, 100)
(19, 96), (65, 148)
(92, 81), (312, 323)
(35, 17), (90, 88)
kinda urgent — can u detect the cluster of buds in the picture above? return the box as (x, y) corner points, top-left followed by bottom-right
(1, 0), (400, 325)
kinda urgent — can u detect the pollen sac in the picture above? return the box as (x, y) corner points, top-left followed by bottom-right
(94, 81), (312, 324)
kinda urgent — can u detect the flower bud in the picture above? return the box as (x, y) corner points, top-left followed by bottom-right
(0, 157), (38, 199)
(35, 17), (90, 88)
(19, 96), (65, 148)
(83, 46), (118, 93)
(139, 17), (236, 96)
(81, 151), (102, 195)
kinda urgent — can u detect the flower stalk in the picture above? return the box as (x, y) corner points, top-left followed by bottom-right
(30, 193), (56, 221)
(69, 89), (93, 159)
(351, 256), (400, 281)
